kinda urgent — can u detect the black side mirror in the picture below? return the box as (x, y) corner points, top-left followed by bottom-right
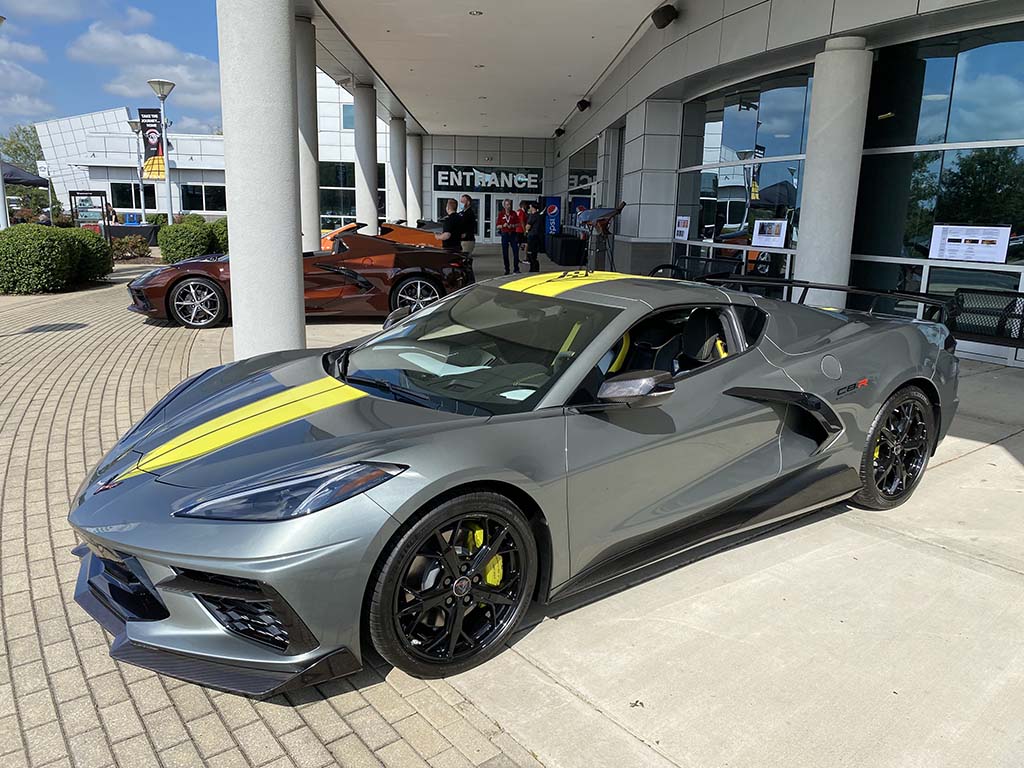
(383, 305), (413, 330)
(597, 370), (674, 408)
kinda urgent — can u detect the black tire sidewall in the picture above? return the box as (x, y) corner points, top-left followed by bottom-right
(168, 277), (227, 328)
(853, 386), (935, 511)
(390, 276), (442, 312)
(368, 492), (537, 678)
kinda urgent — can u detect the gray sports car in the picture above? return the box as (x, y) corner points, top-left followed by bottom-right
(69, 270), (959, 696)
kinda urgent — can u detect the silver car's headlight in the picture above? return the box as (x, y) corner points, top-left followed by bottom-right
(172, 463), (404, 522)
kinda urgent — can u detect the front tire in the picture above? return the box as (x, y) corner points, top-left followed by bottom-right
(852, 386), (934, 510)
(368, 492), (537, 678)
(167, 277), (227, 328)
(390, 276), (442, 313)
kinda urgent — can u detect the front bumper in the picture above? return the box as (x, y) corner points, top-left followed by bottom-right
(127, 284), (161, 317)
(73, 544), (360, 697)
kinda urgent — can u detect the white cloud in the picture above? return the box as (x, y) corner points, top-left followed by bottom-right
(67, 22), (221, 114)
(121, 7), (155, 29)
(175, 115), (220, 134)
(0, 36), (47, 63)
(0, 60), (53, 118)
(2, 0), (87, 22)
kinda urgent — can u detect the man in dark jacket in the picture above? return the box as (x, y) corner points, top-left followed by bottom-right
(459, 194), (477, 255)
(524, 200), (545, 273)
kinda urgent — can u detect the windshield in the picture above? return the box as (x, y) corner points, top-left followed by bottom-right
(341, 286), (622, 415)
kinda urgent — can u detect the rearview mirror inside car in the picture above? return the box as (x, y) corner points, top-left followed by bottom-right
(597, 370), (675, 408)
(383, 305), (413, 330)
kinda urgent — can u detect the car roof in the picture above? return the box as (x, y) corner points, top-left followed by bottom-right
(484, 271), (746, 310)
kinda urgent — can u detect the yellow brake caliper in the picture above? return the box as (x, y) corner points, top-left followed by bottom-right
(466, 524), (503, 586)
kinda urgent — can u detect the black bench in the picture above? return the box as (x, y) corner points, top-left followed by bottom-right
(946, 288), (1024, 348)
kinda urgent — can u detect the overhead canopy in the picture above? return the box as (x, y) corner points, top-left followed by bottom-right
(2, 160), (49, 189)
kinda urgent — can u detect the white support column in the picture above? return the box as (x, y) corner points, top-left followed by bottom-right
(406, 133), (422, 224)
(795, 36), (873, 307)
(387, 117), (407, 224)
(353, 83), (379, 235)
(217, 0), (305, 358)
(295, 15), (320, 252)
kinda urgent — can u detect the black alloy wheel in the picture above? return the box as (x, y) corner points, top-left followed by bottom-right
(853, 385), (934, 510)
(391, 276), (442, 312)
(369, 493), (537, 677)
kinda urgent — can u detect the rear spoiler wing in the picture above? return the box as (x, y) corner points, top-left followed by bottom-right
(697, 275), (951, 325)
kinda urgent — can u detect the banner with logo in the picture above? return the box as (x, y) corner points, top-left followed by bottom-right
(544, 196), (561, 235)
(139, 108), (165, 181)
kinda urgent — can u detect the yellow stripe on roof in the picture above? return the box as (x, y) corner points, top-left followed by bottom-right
(499, 271), (637, 297)
(117, 376), (366, 480)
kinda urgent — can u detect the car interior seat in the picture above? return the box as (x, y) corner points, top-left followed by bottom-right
(675, 307), (726, 371)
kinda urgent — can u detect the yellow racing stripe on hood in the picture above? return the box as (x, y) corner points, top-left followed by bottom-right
(117, 376), (365, 480)
(500, 271), (635, 297)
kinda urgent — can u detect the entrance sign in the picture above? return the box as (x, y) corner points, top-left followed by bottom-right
(139, 108), (166, 181)
(751, 219), (787, 248)
(928, 224), (1010, 264)
(674, 215), (690, 242)
(434, 165), (542, 194)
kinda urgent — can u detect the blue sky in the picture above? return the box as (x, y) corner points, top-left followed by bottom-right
(0, 0), (221, 134)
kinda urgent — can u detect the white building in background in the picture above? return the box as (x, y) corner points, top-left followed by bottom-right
(35, 72), (391, 231)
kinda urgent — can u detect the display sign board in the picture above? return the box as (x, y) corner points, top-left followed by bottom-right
(544, 196), (561, 235)
(674, 215), (691, 242)
(928, 224), (1010, 264)
(434, 165), (543, 194)
(36, 161), (50, 178)
(751, 219), (788, 248)
(139, 107), (166, 181)
(70, 191), (105, 223)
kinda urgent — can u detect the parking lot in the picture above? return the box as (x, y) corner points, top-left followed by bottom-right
(2, 254), (1023, 767)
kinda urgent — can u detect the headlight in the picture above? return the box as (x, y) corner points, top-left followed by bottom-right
(173, 463), (404, 522)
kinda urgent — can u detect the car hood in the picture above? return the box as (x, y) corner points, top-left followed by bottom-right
(75, 350), (481, 501)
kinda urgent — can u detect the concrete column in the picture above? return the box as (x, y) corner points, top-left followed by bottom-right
(795, 37), (873, 307)
(295, 16), (320, 252)
(217, 0), (306, 358)
(387, 117), (407, 223)
(352, 83), (379, 235)
(406, 133), (422, 224)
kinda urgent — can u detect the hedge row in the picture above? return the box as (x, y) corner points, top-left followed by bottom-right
(0, 224), (113, 294)
(157, 216), (228, 263)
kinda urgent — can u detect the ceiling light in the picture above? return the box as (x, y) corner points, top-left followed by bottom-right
(576, 99), (591, 112)
(469, 10), (483, 15)
(877, 111), (895, 120)
(650, 5), (680, 29)
(478, 96), (487, 100)
(554, 128), (565, 137)
(474, 64), (485, 68)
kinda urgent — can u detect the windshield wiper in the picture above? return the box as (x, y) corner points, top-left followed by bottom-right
(345, 374), (439, 409)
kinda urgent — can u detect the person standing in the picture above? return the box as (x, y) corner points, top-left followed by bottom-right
(516, 201), (529, 268)
(459, 194), (477, 256)
(496, 198), (520, 275)
(524, 200), (544, 273)
(435, 199), (463, 252)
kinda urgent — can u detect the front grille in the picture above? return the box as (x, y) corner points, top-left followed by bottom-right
(197, 595), (290, 651)
(89, 550), (169, 622)
(165, 570), (318, 655)
(128, 286), (153, 310)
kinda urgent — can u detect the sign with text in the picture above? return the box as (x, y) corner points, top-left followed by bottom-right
(751, 219), (788, 249)
(928, 224), (1010, 264)
(139, 108), (166, 181)
(674, 215), (691, 242)
(544, 196), (561, 235)
(434, 165), (543, 194)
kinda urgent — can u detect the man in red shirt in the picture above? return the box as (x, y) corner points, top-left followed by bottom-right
(496, 198), (522, 275)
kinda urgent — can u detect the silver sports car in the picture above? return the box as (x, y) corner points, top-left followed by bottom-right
(69, 270), (959, 696)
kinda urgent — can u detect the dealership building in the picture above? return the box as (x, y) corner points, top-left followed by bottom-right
(40, 1), (1024, 366)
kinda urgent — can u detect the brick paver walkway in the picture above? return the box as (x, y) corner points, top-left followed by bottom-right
(0, 267), (543, 768)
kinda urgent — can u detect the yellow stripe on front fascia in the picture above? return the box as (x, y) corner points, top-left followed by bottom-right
(117, 376), (365, 480)
(500, 271), (635, 298)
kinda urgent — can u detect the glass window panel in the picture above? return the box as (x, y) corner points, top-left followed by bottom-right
(110, 183), (134, 209)
(720, 90), (759, 161)
(927, 266), (1021, 295)
(755, 85), (807, 157)
(865, 43), (955, 148)
(377, 163), (386, 191)
(181, 184), (204, 211)
(935, 147), (1024, 253)
(853, 152), (941, 258)
(321, 216), (347, 230)
(848, 261), (924, 317)
(204, 185), (226, 212)
(947, 38), (1024, 143)
(143, 184), (156, 211)
(319, 161), (342, 187)
(342, 104), (355, 130)
(319, 189), (356, 217)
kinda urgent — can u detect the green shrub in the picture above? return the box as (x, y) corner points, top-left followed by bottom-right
(63, 227), (114, 282)
(210, 217), (228, 254)
(158, 223), (214, 263)
(145, 213), (168, 226)
(112, 234), (152, 261)
(177, 213), (207, 227)
(0, 224), (77, 294)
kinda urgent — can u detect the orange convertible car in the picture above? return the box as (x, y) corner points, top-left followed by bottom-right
(320, 221), (440, 250)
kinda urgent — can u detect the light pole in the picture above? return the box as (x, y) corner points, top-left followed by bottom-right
(127, 118), (147, 222)
(147, 78), (176, 222)
(0, 15), (9, 230)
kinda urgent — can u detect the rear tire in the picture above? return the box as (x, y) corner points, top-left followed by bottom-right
(368, 492), (537, 678)
(390, 276), (442, 313)
(167, 277), (227, 328)
(852, 386), (934, 510)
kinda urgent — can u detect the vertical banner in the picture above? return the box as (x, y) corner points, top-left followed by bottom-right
(139, 108), (165, 181)
(544, 196), (561, 235)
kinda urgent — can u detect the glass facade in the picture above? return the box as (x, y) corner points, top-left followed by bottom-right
(319, 161), (387, 230)
(180, 184), (226, 212)
(109, 182), (155, 212)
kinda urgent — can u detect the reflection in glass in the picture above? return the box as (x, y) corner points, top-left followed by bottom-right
(853, 152), (940, 258)
(757, 85), (809, 157)
(848, 261), (923, 317)
(568, 138), (598, 216)
(865, 43), (955, 148)
(319, 189), (355, 218)
(947, 37), (1024, 143)
(927, 266), (1021, 295)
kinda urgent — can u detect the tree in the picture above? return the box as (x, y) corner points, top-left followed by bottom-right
(934, 147), (1024, 230)
(1, 123), (60, 216)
